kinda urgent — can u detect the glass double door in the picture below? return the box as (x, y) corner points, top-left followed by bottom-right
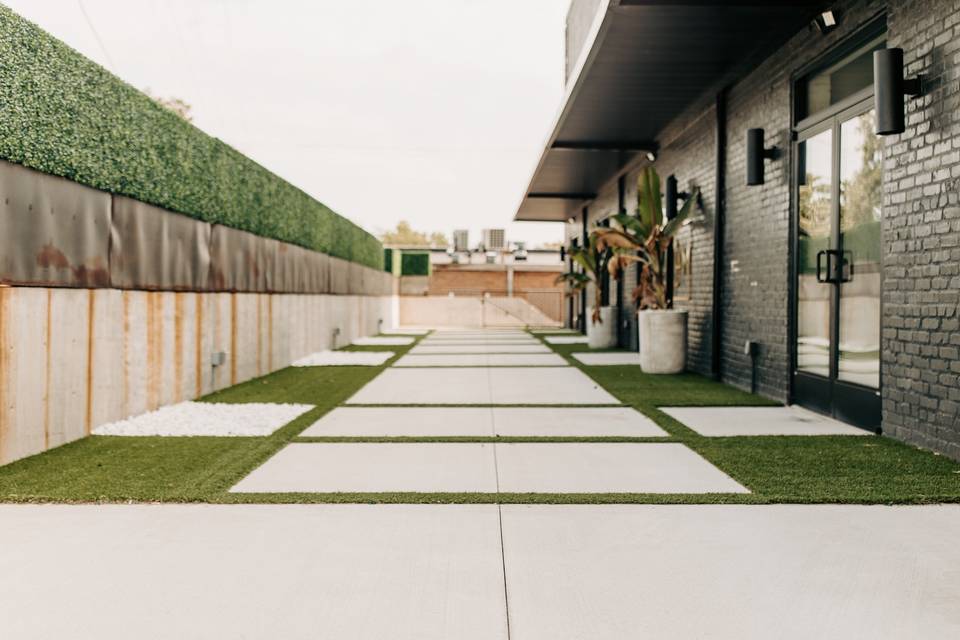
(793, 104), (882, 431)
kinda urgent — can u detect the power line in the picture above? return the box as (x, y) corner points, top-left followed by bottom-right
(76, 0), (117, 72)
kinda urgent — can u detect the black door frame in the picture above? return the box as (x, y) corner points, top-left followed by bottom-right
(790, 95), (883, 432)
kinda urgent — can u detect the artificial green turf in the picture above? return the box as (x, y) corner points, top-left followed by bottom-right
(1, 329), (959, 504)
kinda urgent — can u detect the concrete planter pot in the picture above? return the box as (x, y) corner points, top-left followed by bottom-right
(638, 310), (687, 374)
(587, 306), (618, 349)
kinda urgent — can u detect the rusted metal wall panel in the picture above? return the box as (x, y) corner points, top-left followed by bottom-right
(1, 160), (393, 296)
(208, 225), (270, 292)
(329, 256), (350, 294)
(110, 196), (211, 291)
(0, 160), (111, 287)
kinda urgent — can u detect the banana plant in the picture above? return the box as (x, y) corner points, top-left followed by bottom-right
(592, 167), (699, 310)
(555, 233), (614, 324)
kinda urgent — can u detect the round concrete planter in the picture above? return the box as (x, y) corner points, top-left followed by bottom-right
(587, 306), (618, 349)
(638, 310), (687, 374)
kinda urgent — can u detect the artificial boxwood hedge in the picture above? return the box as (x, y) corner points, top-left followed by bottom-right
(400, 252), (430, 276)
(0, 6), (381, 269)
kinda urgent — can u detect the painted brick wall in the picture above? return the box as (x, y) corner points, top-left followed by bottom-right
(882, 0), (960, 457)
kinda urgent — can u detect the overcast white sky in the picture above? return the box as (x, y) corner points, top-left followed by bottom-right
(6, 0), (569, 247)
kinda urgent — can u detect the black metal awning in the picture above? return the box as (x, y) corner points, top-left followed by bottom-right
(514, 0), (826, 222)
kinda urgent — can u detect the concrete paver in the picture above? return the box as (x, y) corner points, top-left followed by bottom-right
(500, 504), (960, 639)
(410, 344), (551, 354)
(0, 504), (508, 640)
(300, 406), (666, 438)
(495, 443), (748, 493)
(661, 405), (872, 436)
(571, 352), (642, 365)
(394, 353), (567, 367)
(345, 367), (619, 405)
(230, 443), (497, 493)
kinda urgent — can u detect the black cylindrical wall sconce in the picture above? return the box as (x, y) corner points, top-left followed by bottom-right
(746, 128), (777, 186)
(874, 48), (922, 135)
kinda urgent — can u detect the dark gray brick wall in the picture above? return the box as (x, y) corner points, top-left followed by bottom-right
(559, 0), (960, 457)
(882, 0), (960, 458)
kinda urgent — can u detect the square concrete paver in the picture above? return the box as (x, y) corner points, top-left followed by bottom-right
(301, 407), (666, 438)
(395, 353), (567, 367)
(346, 368), (619, 405)
(410, 344), (552, 354)
(352, 336), (415, 346)
(487, 368), (618, 405)
(230, 443), (497, 493)
(301, 407), (495, 437)
(419, 338), (541, 345)
(544, 335), (589, 344)
(572, 352), (641, 366)
(660, 405), (872, 436)
(492, 407), (667, 437)
(495, 443), (748, 493)
(0, 504), (507, 640)
(500, 504), (960, 639)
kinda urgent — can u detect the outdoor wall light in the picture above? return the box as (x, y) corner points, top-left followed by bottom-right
(874, 48), (922, 135)
(665, 175), (688, 219)
(745, 128), (778, 186)
(814, 10), (838, 33)
(645, 150), (657, 163)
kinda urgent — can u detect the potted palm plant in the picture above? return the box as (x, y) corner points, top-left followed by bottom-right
(556, 234), (617, 348)
(593, 167), (698, 373)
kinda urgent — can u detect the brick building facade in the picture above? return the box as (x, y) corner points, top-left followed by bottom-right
(521, 0), (960, 458)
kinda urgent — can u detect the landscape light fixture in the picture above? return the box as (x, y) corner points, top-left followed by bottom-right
(874, 48), (923, 135)
(745, 128), (778, 186)
(814, 10), (838, 33)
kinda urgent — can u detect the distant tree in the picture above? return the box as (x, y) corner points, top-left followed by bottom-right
(145, 88), (193, 122)
(380, 220), (448, 247)
(429, 231), (449, 247)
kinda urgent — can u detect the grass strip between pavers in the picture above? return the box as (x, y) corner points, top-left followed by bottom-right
(1, 328), (959, 504)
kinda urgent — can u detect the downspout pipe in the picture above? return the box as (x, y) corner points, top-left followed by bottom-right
(580, 206), (589, 333)
(711, 88), (727, 381)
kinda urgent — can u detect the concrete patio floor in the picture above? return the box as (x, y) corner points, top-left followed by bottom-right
(1, 503), (957, 639)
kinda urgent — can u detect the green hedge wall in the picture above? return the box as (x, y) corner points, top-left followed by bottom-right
(400, 252), (431, 276)
(0, 7), (382, 269)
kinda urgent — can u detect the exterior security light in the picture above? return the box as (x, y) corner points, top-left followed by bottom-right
(814, 10), (837, 33)
(645, 150), (657, 162)
(745, 128), (778, 186)
(874, 48), (923, 135)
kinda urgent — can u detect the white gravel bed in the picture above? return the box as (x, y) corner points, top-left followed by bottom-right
(352, 336), (415, 346)
(93, 402), (313, 437)
(292, 350), (394, 366)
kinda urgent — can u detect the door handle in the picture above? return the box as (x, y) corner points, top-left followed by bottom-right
(816, 250), (829, 283)
(815, 249), (849, 284)
(816, 250), (826, 283)
(839, 250), (853, 283)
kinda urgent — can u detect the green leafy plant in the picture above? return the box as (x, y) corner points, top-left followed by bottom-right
(555, 233), (615, 324)
(594, 167), (699, 310)
(0, 6), (381, 269)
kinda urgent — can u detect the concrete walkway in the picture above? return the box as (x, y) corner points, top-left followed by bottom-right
(4, 328), (957, 638)
(1, 503), (958, 639)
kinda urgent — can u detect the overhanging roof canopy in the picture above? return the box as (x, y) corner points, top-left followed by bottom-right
(515, 0), (827, 222)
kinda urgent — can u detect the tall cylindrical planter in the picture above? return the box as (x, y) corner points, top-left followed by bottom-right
(638, 310), (687, 374)
(587, 306), (617, 349)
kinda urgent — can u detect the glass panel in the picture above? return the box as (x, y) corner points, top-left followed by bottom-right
(838, 111), (882, 388)
(800, 39), (884, 120)
(796, 128), (833, 378)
